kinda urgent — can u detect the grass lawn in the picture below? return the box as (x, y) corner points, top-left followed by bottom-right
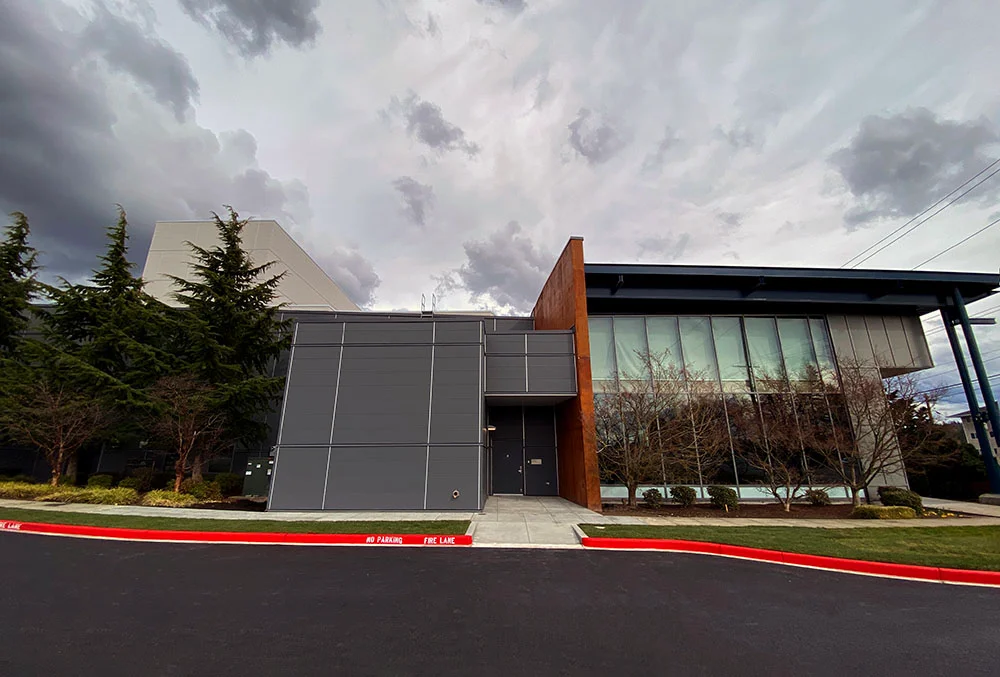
(579, 524), (1000, 571)
(0, 507), (469, 535)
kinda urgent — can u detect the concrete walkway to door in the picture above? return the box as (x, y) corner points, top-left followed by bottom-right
(470, 496), (643, 546)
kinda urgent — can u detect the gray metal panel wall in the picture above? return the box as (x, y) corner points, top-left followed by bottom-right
(527, 355), (577, 393)
(270, 317), (485, 511)
(268, 447), (328, 510)
(425, 446), (482, 509)
(323, 447), (426, 510)
(485, 330), (576, 396)
(333, 345), (432, 445)
(277, 346), (341, 445)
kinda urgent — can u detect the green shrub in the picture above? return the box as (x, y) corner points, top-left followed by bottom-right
(117, 477), (142, 490)
(707, 485), (738, 511)
(0, 482), (59, 500)
(804, 489), (831, 506)
(642, 488), (663, 508)
(877, 485), (902, 500)
(86, 474), (114, 489)
(670, 485), (697, 507)
(212, 473), (244, 497)
(879, 488), (923, 514)
(3, 474), (36, 484)
(140, 490), (201, 507)
(179, 479), (222, 502)
(127, 467), (156, 492)
(851, 505), (917, 520)
(38, 487), (140, 505)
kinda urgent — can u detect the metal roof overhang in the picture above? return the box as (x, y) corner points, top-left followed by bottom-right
(584, 263), (999, 316)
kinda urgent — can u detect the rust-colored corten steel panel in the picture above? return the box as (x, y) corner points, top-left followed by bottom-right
(531, 237), (602, 512)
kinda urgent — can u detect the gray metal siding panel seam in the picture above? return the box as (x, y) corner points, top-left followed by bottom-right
(321, 323), (347, 509)
(423, 322), (437, 509)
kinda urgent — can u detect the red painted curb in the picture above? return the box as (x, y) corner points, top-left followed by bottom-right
(580, 536), (1000, 586)
(0, 520), (471, 547)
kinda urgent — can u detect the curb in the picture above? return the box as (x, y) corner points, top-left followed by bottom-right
(581, 536), (1000, 587)
(0, 520), (472, 547)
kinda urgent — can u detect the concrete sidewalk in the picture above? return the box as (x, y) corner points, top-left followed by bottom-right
(922, 497), (1000, 518)
(470, 496), (642, 546)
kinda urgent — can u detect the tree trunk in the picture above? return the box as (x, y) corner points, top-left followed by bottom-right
(65, 455), (78, 485)
(50, 446), (65, 486)
(174, 457), (185, 493)
(628, 483), (638, 508)
(851, 487), (861, 507)
(191, 453), (204, 483)
(783, 497), (792, 512)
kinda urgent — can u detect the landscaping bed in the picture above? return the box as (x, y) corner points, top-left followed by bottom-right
(601, 503), (964, 519)
(578, 524), (1000, 571)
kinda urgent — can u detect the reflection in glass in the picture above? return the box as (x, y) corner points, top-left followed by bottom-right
(745, 317), (786, 386)
(810, 318), (839, 388)
(589, 317), (616, 381)
(712, 317), (750, 389)
(726, 393), (767, 484)
(646, 317), (684, 373)
(614, 317), (650, 381)
(777, 318), (820, 385)
(679, 317), (720, 381)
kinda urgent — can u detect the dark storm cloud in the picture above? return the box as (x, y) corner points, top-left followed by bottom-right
(718, 211), (743, 233)
(717, 123), (759, 150)
(311, 248), (382, 309)
(437, 222), (553, 311)
(178, 0), (322, 57)
(568, 109), (629, 165)
(84, 6), (199, 119)
(0, 0), (380, 307)
(388, 93), (481, 157)
(477, 0), (527, 13)
(831, 107), (1000, 227)
(642, 127), (679, 172)
(0, 0), (121, 270)
(636, 233), (690, 261)
(392, 177), (435, 226)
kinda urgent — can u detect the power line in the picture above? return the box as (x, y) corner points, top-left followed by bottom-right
(913, 215), (1000, 269)
(923, 302), (1000, 337)
(914, 371), (1000, 396)
(845, 161), (1000, 268)
(841, 157), (1000, 268)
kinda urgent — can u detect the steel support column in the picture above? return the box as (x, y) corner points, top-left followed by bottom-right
(944, 298), (1000, 493)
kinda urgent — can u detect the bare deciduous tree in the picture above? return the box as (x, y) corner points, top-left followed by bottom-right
(0, 379), (113, 485)
(816, 356), (948, 506)
(727, 381), (814, 512)
(594, 351), (729, 507)
(146, 374), (227, 492)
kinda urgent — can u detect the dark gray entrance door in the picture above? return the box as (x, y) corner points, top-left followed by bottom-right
(491, 439), (523, 494)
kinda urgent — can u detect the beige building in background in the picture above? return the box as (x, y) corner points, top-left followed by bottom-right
(141, 220), (358, 311)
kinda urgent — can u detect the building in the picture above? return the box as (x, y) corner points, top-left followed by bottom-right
(14, 221), (997, 507)
(141, 219), (358, 311)
(257, 236), (999, 511)
(955, 404), (1000, 457)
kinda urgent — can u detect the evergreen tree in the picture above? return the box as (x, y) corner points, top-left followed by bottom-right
(0, 212), (39, 354)
(45, 206), (178, 392)
(168, 207), (291, 467)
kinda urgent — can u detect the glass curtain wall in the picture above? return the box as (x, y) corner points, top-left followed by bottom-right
(590, 314), (850, 497)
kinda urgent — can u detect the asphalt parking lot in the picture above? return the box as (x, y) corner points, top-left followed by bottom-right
(1, 533), (996, 676)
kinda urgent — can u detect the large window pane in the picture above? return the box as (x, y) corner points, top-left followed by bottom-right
(745, 317), (786, 387)
(679, 317), (720, 381)
(646, 316), (684, 374)
(777, 318), (820, 386)
(712, 317), (750, 390)
(588, 317), (616, 381)
(810, 318), (840, 389)
(613, 317), (650, 381)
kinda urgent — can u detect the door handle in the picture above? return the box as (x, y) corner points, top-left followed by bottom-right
(518, 466), (522, 473)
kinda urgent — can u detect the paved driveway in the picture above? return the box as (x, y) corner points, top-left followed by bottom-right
(1, 534), (996, 676)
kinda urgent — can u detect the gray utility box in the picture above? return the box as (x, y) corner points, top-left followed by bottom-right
(243, 457), (274, 497)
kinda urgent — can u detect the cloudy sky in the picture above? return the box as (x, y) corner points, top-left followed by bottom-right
(2, 0), (999, 414)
